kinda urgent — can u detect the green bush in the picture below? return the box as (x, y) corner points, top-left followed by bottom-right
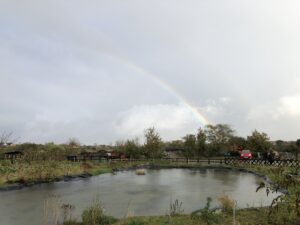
(62, 220), (80, 225)
(123, 220), (146, 225)
(218, 194), (235, 213)
(81, 198), (117, 225)
(97, 215), (118, 225)
(191, 197), (220, 225)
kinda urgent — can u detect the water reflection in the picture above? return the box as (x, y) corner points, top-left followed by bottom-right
(0, 168), (278, 225)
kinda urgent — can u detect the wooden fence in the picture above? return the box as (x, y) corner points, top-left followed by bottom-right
(224, 158), (300, 167)
(110, 157), (300, 167)
(111, 157), (226, 165)
(66, 156), (300, 168)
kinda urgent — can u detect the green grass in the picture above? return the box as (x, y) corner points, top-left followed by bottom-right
(112, 207), (283, 225)
(0, 160), (148, 187)
(62, 208), (272, 225)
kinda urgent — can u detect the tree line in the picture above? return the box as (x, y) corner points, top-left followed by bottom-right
(117, 124), (300, 159)
(1, 125), (300, 160)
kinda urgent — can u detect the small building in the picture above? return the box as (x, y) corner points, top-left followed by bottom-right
(107, 151), (127, 159)
(66, 155), (78, 162)
(4, 151), (23, 160)
(164, 147), (185, 158)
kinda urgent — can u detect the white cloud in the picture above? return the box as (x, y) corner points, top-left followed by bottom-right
(199, 97), (233, 119)
(277, 94), (300, 117)
(114, 104), (201, 141)
(244, 93), (300, 140)
(248, 93), (300, 120)
(219, 97), (232, 104)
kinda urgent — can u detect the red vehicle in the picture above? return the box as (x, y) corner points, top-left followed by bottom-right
(240, 150), (253, 159)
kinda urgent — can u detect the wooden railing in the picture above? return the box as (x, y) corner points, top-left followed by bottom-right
(66, 156), (299, 167)
(224, 158), (300, 167)
(110, 157), (226, 165)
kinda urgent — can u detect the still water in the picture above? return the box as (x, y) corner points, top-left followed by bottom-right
(0, 168), (279, 225)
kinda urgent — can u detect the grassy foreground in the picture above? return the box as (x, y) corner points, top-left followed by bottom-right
(113, 208), (270, 225)
(58, 199), (292, 225)
(55, 194), (272, 225)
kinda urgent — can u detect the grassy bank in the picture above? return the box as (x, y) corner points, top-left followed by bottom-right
(47, 193), (272, 225)
(113, 208), (270, 225)
(60, 208), (271, 225)
(0, 158), (224, 187)
(58, 197), (296, 225)
(0, 160), (144, 188)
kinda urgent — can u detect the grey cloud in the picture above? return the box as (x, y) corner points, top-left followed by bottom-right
(1, 0), (300, 143)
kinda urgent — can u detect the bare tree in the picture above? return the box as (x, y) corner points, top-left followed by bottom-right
(67, 138), (80, 148)
(0, 131), (15, 144)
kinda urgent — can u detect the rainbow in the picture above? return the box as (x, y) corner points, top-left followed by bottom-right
(75, 26), (211, 126)
(104, 54), (211, 126)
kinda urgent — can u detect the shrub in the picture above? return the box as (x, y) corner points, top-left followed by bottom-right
(191, 197), (219, 225)
(81, 162), (93, 171)
(218, 194), (235, 213)
(82, 198), (103, 225)
(81, 198), (117, 225)
(123, 220), (146, 225)
(62, 220), (80, 225)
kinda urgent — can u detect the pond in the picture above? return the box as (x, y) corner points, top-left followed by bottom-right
(0, 168), (279, 225)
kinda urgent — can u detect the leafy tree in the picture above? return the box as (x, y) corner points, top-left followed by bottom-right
(165, 140), (184, 149)
(229, 136), (247, 151)
(256, 167), (300, 224)
(182, 134), (196, 160)
(286, 143), (298, 157)
(296, 139), (300, 159)
(247, 130), (272, 153)
(114, 140), (125, 152)
(205, 124), (234, 156)
(205, 124), (234, 145)
(124, 139), (141, 159)
(296, 139), (300, 147)
(195, 128), (207, 159)
(143, 127), (163, 158)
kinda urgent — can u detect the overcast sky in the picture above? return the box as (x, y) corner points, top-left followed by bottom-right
(1, 0), (300, 144)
